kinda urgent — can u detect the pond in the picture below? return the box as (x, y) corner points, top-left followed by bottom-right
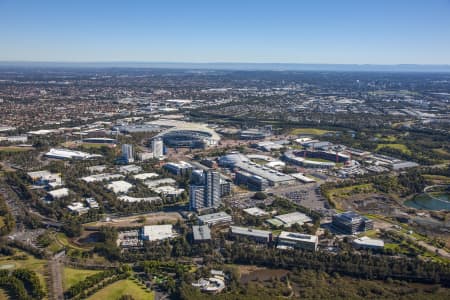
(404, 192), (450, 211)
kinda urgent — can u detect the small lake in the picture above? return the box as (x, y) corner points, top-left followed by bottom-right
(404, 193), (450, 211)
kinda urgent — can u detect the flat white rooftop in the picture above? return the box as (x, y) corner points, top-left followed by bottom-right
(243, 207), (269, 217)
(107, 180), (133, 194)
(142, 225), (175, 241)
(275, 212), (312, 226)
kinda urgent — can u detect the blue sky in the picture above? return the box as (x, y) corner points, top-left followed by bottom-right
(1, 0), (449, 64)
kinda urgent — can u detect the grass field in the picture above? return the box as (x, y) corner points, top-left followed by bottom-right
(0, 146), (33, 152)
(325, 184), (375, 210)
(290, 128), (332, 136)
(376, 143), (411, 155)
(86, 279), (153, 300)
(63, 267), (101, 290)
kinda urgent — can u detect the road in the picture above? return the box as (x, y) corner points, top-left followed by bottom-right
(49, 252), (65, 300)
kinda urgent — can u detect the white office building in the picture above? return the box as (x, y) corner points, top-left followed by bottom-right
(152, 137), (164, 159)
(277, 231), (318, 251)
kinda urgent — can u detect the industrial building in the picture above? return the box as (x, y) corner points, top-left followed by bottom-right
(198, 212), (232, 226)
(233, 161), (295, 187)
(230, 226), (272, 243)
(332, 211), (373, 234)
(277, 231), (318, 251)
(45, 148), (102, 160)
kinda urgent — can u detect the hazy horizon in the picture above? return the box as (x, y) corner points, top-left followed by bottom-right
(1, 0), (450, 64)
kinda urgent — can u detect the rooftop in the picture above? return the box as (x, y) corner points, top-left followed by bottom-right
(278, 231), (318, 243)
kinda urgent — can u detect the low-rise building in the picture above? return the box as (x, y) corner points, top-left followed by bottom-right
(107, 180), (133, 194)
(275, 212), (312, 227)
(67, 202), (90, 215)
(118, 164), (142, 174)
(230, 226), (272, 243)
(277, 231), (318, 251)
(141, 225), (175, 242)
(85, 197), (99, 209)
(352, 236), (384, 250)
(198, 212), (232, 226)
(243, 207), (269, 217)
(192, 225), (212, 242)
(48, 188), (70, 200)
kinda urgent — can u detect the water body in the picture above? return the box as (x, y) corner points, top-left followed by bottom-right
(404, 193), (450, 211)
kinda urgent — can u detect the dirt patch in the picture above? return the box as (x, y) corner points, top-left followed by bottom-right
(84, 212), (183, 229)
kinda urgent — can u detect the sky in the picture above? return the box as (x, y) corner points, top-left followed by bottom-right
(0, 0), (450, 64)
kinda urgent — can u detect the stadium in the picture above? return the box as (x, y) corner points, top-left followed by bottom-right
(283, 150), (350, 169)
(150, 119), (220, 149)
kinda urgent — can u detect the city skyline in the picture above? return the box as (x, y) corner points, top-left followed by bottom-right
(1, 0), (450, 64)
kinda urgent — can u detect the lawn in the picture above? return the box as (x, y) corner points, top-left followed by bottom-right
(376, 143), (411, 155)
(86, 279), (154, 300)
(290, 128), (332, 136)
(326, 184), (375, 200)
(0, 146), (33, 153)
(63, 267), (101, 290)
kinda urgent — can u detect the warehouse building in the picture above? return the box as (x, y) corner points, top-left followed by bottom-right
(234, 161), (295, 187)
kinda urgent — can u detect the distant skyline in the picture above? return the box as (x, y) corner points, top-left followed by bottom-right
(1, 0), (450, 64)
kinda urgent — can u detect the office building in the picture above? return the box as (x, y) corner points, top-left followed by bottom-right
(189, 170), (222, 211)
(163, 161), (193, 176)
(121, 144), (134, 163)
(230, 226), (272, 243)
(277, 231), (318, 251)
(189, 185), (205, 211)
(332, 211), (373, 234)
(204, 170), (221, 208)
(152, 137), (164, 159)
(235, 170), (268, 191)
